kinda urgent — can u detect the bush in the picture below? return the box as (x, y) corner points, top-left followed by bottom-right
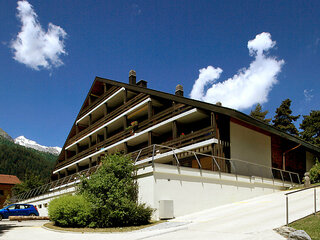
(309, 160), (320, 184)
(78, 154), (153, 228)
(48, 194), (91, 227)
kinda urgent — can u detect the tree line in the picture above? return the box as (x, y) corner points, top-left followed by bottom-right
(250, 99), (320, 147)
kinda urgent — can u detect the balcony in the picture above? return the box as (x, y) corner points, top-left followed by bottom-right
(54, 104), (196, 171)
(66, 93), (149, 148)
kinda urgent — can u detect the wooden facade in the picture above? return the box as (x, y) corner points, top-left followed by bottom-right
(51, 72), (320, 181)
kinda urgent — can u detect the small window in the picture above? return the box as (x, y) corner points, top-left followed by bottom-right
(23, 205), (30, 209)
(38, 204), (42, 209)
(8, 205), (15, 210)
(15, 205), (21, 209)
(44, 203), (48, 208)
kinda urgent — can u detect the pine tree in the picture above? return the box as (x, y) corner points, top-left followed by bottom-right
(272, 99), (300, 135)
(250, 103), (271, 124)
(300, 110), (320, 147)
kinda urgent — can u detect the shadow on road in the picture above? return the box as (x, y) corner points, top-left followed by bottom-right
(0, 222), (24, 236)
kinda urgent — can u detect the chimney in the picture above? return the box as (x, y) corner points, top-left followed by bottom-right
(175, 84), (184, 96)
(129, 70), (136, 85)
(137, 80), (147, 88)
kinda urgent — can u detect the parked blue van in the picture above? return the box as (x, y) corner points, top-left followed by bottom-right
(0, 204), (39, 220)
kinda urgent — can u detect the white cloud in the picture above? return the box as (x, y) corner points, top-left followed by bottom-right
(304, 89), (313, 101)
(11, 0), (67, 70)
(190, 32), (284, 110)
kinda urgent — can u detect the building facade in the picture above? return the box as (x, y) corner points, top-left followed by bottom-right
(14, 71), (320, 218)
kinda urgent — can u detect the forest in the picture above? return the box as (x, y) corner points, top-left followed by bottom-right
(0, 136), (57, 183)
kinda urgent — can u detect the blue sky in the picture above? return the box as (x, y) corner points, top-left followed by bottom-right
(0, 0), (319, 147)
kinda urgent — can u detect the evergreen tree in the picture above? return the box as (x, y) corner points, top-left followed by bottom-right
(300, 110), (320, 147)
(250, 103), (271, 124)
(272, 99), (300, 135)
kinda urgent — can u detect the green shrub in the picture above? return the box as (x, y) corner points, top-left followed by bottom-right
(48, 194), (91, 227)
(309, 160), (320, 184)
(79, 154), (153, 228)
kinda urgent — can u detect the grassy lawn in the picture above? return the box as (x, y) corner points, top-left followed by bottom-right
(43, 220), (165, 233)
(289, 213), (320, 240)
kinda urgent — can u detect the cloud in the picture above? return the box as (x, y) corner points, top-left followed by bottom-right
(190, 32), (284, 110)
(304, 89), (313, 101)
(11, 0), (67, 70)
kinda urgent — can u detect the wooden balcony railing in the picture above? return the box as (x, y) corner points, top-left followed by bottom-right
(55, 104), (196, 171)
(67, 93), (149, 146)
(78, 86), (120, 120)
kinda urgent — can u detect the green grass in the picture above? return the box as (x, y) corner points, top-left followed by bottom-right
(43, 220), (165, 233)
(289, 212), (320, 240)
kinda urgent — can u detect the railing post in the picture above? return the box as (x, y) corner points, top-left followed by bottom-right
(314, 188), (317, 215)
(286, 195), (289, 226)
(289, 172), (293, 187)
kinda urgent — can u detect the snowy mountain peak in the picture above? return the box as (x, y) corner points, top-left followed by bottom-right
(14, 136), (61, 155)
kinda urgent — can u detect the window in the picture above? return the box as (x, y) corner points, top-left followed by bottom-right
(44, 203), (48, 208)
(0, 190), (4, 197)
(7, 205), (15, 210)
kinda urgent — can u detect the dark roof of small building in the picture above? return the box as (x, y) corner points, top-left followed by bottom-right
(0, 174), (21, 185)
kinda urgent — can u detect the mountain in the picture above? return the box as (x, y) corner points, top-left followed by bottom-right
(14, 136), (61, 156)
(0, 137), (57, 182)
(0, 128), (13, 142)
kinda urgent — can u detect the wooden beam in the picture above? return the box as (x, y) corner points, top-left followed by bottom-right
(103, 103), (108, 116)
(89, 136), (92, 148)
(148, 100), (153, 119)
(172, 121), (177, 139)
(64, 150), (68, 160)
(103, 83), (107, 93)
(89, 157), (92, 168)
(76, 144), (79, 155)
(76, 124), (79, 134)
(123, 116), (127, 130)
(76, 163), (79, 173)
(89, 114), (92, 126)
(103, 127), (108, 140)
(148, 132), (153, 146)
(123, 89), (127, 104)
(124, 142), (128, 154)
(211, 112), (217, 138)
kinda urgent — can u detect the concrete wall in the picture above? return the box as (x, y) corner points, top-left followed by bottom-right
(18, 163), (291, 220)
(230, 121), (271, 176)
(145, 163), (288, 219)
(306, 151), (316, 171)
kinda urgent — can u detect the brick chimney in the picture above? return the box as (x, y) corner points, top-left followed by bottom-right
(175, 84), (184, 96)
(129, 70), (136, 85)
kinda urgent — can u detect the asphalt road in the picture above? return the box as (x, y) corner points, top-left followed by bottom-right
(0, 188), (318, 240)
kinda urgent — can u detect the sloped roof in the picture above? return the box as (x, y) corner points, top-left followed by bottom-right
(0, 174), (21, 185)
(94, 76), (320, 154)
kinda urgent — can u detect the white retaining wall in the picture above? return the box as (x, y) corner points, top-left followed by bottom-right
(18, 163), (290, 219)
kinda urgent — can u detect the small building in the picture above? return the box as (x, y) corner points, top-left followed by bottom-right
(0, 174), (21, 208)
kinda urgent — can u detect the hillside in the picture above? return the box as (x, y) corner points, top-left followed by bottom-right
(0, 136), (57, 182)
